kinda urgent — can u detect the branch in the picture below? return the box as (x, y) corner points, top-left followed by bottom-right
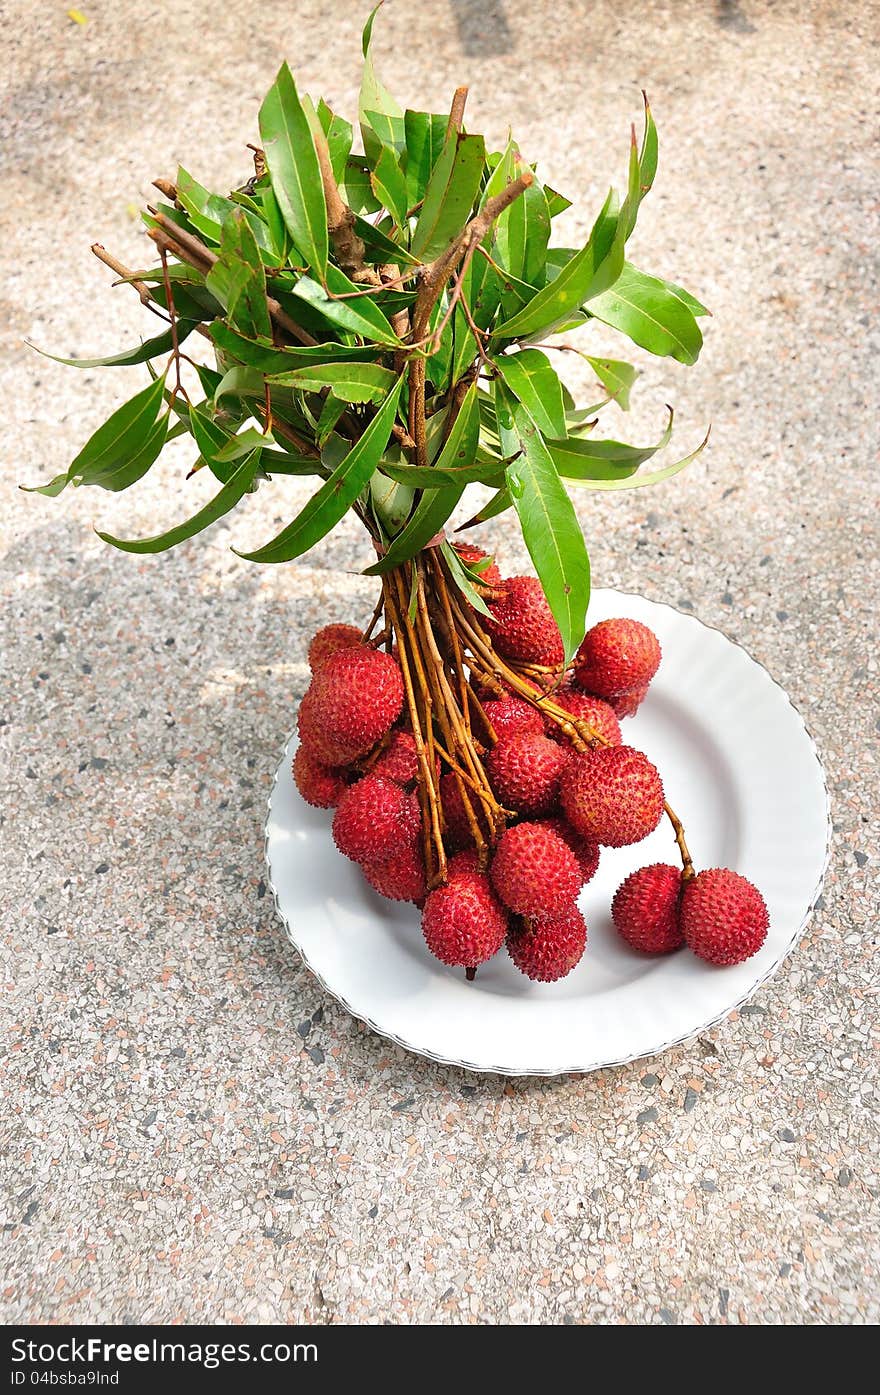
(313, 125), (380, 286)
(446, 86), (468, 137)
(91, 242), (212, 338)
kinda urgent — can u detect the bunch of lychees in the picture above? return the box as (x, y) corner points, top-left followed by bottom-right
(295, 547), (769, 984)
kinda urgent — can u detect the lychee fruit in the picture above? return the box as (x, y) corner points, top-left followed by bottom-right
(490, 822), (581, 916)
(680, 868), (769, 965)
(485, 576), (565, 666)
(309, 645), (404, 759)
(536, 816), (600, 886)
(612, 863), (684, 954)
(573, 618), (661, 698)
(362, 843), (427, 904)
(507, 906), (587, 982)
(446, 848), (482, 878)
(370, 729), (419, 787)
(483, 694), (544, 743)
(453, 542), (502, 587)
(440, 771), (475, 851)
(609, 685), (649, 719)
(292, 745), (347, 809)
(422, 872), (508, 969)
(561, 744), (664, 847)
(487, 732), (569, 816)
(549, 690), (622, 746)
(297, 689), (359, 766)
(307, 622), (363, 672)
(332, 775), (420, 864)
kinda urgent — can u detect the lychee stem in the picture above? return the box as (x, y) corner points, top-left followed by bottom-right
(465, 966), (477, 982)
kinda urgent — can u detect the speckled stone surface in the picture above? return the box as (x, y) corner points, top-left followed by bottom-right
(2, 0), (878, 1324)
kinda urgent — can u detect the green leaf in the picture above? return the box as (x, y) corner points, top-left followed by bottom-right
(498, 387), (590, 663)
(267, 361), (397, 403)
(587, 262), (704, 364)
(315, 98), (353, 183)
(234, 376), (404, 563)
(315, 392), (347, 446)
(205, 211), (272, 339)
(368, 142), (409, 226)
(404, 110), (449, 205)
(544, 183), (572, 218)
(367, 485), (464, 574)
(440, 541), (493, 617)
(494, 187), (624, 339)
(369, 472), (416, 538)
(353, 213), (419, 266)
(411, 132), (486, 263)
(564, 427), (710, 491)
(493, 348), (566, 439)
(27, 321), (199, 370)
(20, 472), (69, 498)
(290, 264), (401, 346)
(341, 157), (382, 216)
(96, 450), (261, 554)
(209, 322), (382, 373)
(638, 93), (658, 201)
(458, 485), (513, 529)
(55, 372), (169, 494)
(495, 156), (550, 285)
(582, 355), (639, 410)
(212, 426), (275, 462)
(259, 61), (328, 279)
(359, 5), (403, 160)
(546, 410), (674, 478)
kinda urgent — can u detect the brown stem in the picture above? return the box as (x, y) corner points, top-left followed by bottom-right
(447, 86), (469, 136)
(313, 125), (378, 285)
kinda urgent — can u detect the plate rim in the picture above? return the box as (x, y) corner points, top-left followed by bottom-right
(265, 590), (831, 1076)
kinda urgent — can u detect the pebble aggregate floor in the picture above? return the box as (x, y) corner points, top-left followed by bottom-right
(2, 0), (878, 1323)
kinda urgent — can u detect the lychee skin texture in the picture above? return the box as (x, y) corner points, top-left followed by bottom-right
(332, 776), (420, 865)
(486, 576), (565, 666)
(440, 772), (474, 851)
(537, 816), (600, 886)
(483, 695), (545, 743)
(609, 685), (649, 719)
(561, 744), (664, 848)
(612, 864), (684, 954)
(574, 618), (661, 699)
(292, 746), (347, 809)
(452, 542), (502, 588)
(681, 868), (769, 966)
(371, 729), (419, 787)
(550, 690), (622, 747)
(446, 848), (481, 878)
(490, 822), (581, 917)
(487, 732), (570, 817)
(307, 623), (363, 673)
(297, 690), (358, 766)
(310, 646), (404, 759)
(422, 873), (508, 969)
(362, 844), (426, 904)
(507, 906), (587, 983)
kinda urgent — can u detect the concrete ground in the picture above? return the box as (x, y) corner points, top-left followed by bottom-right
(2, 0), (878, 1323)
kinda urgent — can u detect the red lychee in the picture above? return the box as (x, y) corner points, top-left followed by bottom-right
(307, 623), (363, 673)
(609, 685), (649, 719)
(370, 729), (419, 787)
(422, 872), (508, 969)
(561, 744), (664, 847)
(297, 689), (359, 766)
(612, 863), (684, 954)
(452, 542), (502, 587)
(332, 775), (420, 864)
(536, 816), (600, 886)
(485, 576), (564, 666)
(292, 745), (347, 809)
(440, 772), (475, 851)
(573, 618), (661, 699)
(362, 843), (427, 904)
(549, 690), (622, 746)
(680, 868), (769, 965)
(490, 822), (581, 917)
(446, 848), (482, 878)
(507, 906), (587, 982)
(309, 645), (404, 759)
(487, 732), (569, 816)
(483, 694), (544, 743)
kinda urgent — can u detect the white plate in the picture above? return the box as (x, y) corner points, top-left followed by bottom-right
(266, 590), (830, 1075)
